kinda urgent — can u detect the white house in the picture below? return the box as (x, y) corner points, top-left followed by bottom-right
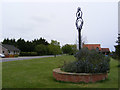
(0, 44), (20, 56)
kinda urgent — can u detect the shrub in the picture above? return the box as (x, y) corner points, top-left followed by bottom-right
(48, 43), (62, 57)
(61, 48), (110, 73)
(20, 52), (38, 56)
(35, 44), (49, 55)
(62, 44), (73, 55)
(62, 44), (78, 55)
(9, 55), (14, 57)
(14, 54), (19, 57)
(114, 45), (120, 60)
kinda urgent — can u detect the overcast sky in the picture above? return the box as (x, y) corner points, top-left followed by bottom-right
(1, 0), (118, 51)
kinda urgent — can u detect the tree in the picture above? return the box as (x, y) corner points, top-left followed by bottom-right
(25, 41), (34, 52)
(48, 40), (61, 57)
(70, 44), (78, 55)
(2, 37), (50, 53)
(2, 38), (16, 46)
(32, 38), (49, 46)
(114, 34), (120, 60)
(16, 38), (26, 52)
(35, 44), (48, 55)
(114, 45), (120, 60)
(62, 44), (73, 55)
(62, 44), (78, 55)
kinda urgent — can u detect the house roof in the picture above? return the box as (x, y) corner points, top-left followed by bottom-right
(101, 48), (110, 52)
(83, 44), (101, 50)
(2, 44), (20, 51)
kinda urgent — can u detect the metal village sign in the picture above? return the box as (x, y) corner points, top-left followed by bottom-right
(75, 7), (84, 50)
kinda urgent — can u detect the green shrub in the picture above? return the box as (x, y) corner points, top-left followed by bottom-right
(20, 52), (38, 56)
(35, 44), (48, 55)
(62, 44), (78, 55)
(114, 45), (120, 60)
(62, 44), (73, 55)
(14, 54), (19, 57)
(61, 48), (110, 73)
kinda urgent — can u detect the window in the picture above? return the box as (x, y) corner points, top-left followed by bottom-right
(3, 51), (4, 53)
(8, 50), (10, 53)
(96, 47), (99, 52)
(85, 47), (88, 49)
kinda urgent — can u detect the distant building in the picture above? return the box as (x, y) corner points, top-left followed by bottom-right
(83, 44), (101, 52)
(0, 44), (20, 56)
(83, 44), (110, 55)
(101, 48), (110, 55)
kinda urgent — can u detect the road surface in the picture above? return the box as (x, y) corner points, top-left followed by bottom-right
(0, 55), (57, 62)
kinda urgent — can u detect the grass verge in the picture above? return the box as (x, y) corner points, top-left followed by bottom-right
(2, 55), (119, 88)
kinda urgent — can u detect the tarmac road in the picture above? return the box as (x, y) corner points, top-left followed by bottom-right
(0, 55), (57, 62)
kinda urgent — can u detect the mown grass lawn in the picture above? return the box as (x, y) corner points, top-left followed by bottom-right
(2, 55), (119, 88)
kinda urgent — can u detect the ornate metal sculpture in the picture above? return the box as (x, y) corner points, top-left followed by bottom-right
(76, 7), (84, 50)
(76, 7), (83, 30)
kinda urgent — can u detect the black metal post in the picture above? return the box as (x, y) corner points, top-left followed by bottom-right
(76, 7), (83, 50)
(78, 29), (81, 50)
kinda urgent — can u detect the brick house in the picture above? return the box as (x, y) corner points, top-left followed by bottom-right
(83, 44), (110, 55)
(101, 48), (110, 55)
(0, 44), (20, 57)
(83, 44), (101, 52)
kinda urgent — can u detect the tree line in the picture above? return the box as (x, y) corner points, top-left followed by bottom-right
(2, 38), (78, 56)
(2, 38), (49, 52)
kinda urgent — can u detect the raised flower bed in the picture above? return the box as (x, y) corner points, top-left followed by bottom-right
(53, 48), (110, 83)
(53, 68), (108, 83)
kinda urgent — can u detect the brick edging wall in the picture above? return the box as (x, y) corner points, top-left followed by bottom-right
(53, 68), (108, 83)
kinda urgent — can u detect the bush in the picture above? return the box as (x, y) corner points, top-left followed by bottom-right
(14, 54), (19, 57)
(114, 45), (120, 60)
(9, 55), (14, 57)
(62, 44), (73, 55)
(62, 44), (78, 55)
(35, 44), (49, 55)
(61, 48), (110, 73)
(48, 44), (62, 56)
(20, 52), (38, 56)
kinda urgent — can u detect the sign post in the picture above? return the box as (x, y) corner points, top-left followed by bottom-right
(75, 7), (84, 50)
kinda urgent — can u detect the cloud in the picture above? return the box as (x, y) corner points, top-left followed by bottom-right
(32, 16), (50, 24)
